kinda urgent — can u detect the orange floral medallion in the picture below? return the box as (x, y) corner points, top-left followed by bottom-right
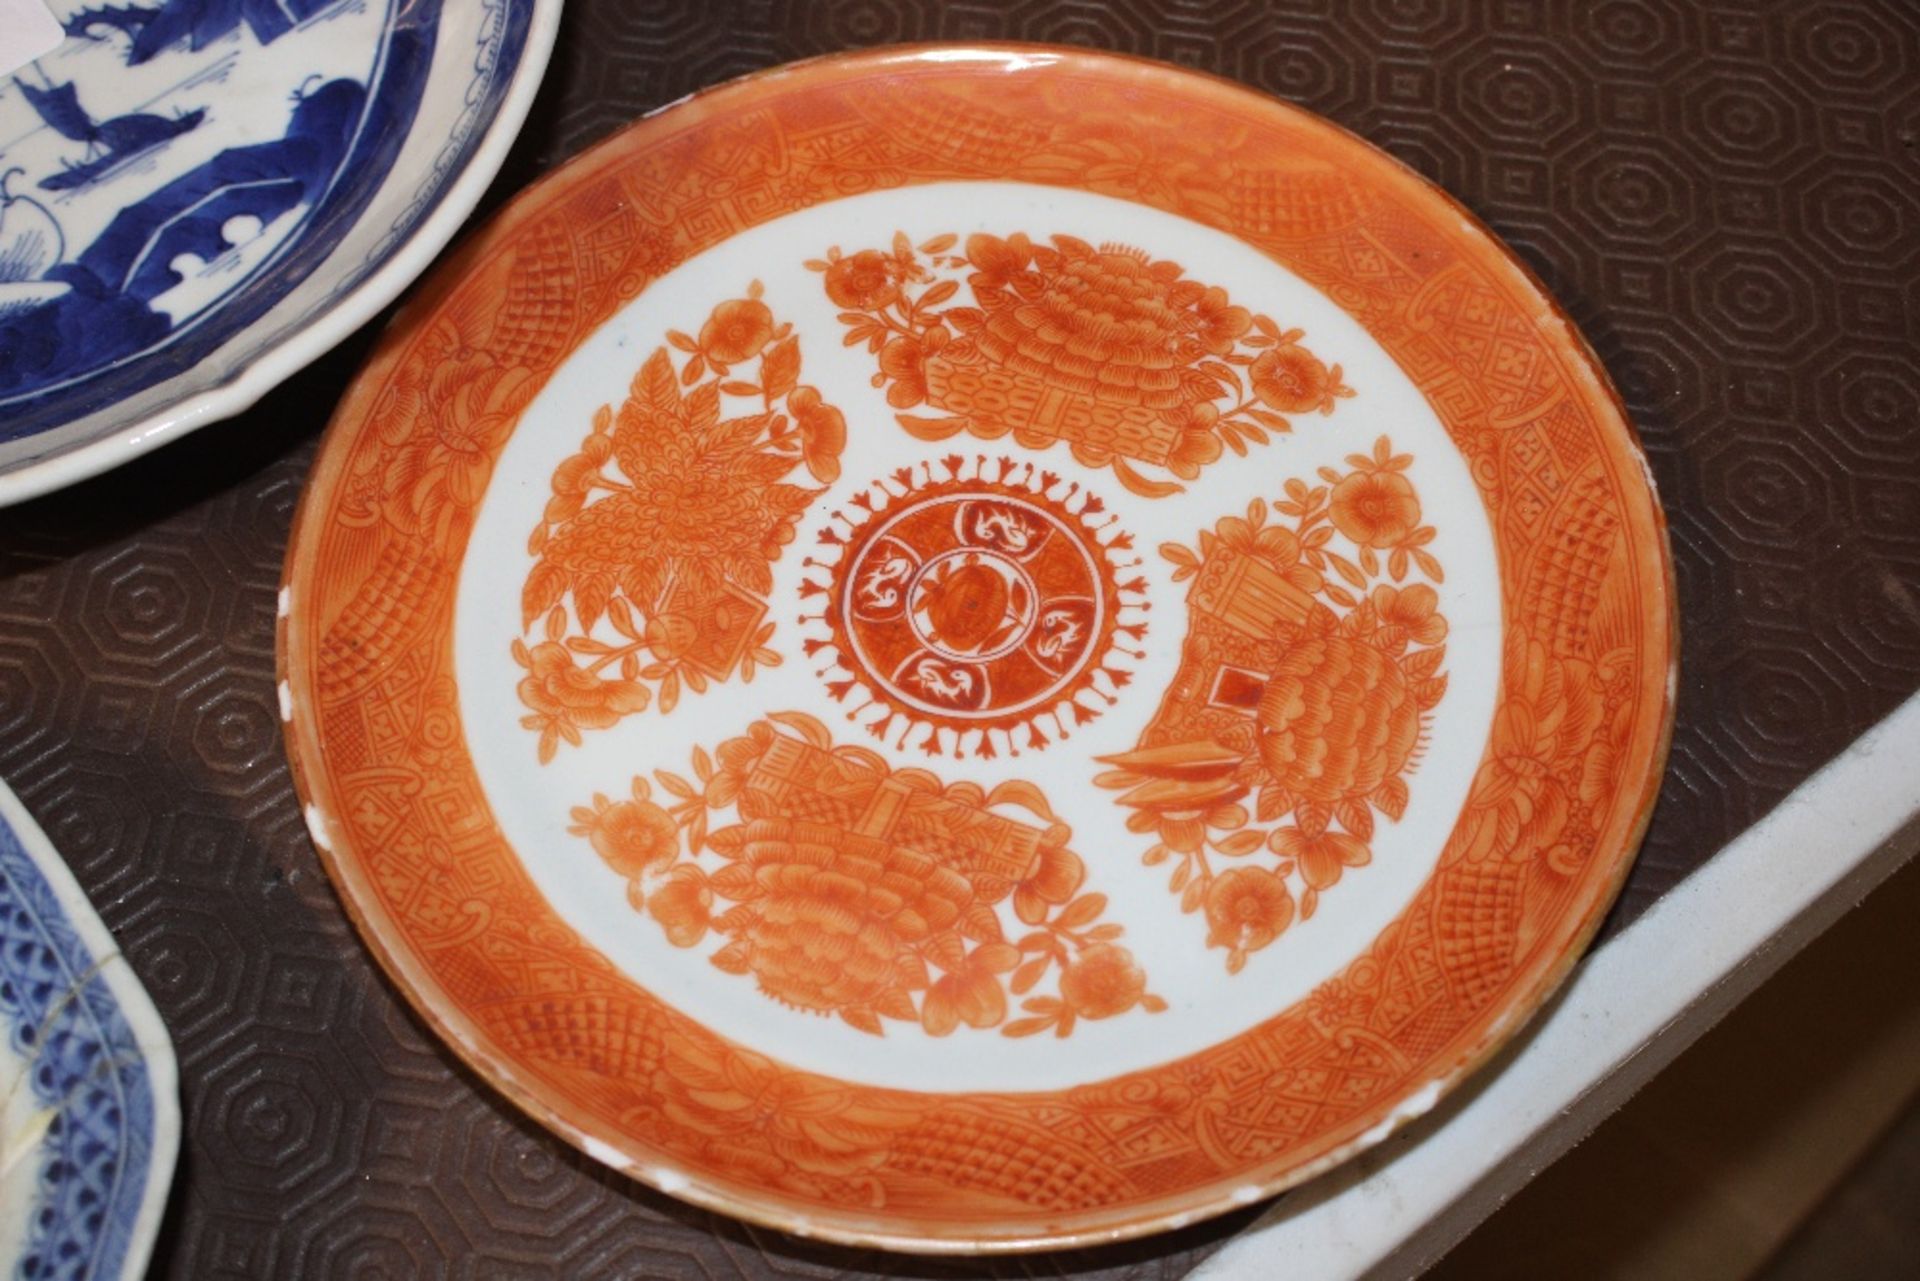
(815, 231), (1353, 498)
(1100, 436), (1449, 970)
(516, 284), (843, 759)
(280, 46), (1675, 1253)
(804, 456), (1145, 757)
(575, 709), (1161, 1038)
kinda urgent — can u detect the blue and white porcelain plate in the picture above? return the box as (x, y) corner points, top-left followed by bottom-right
(0, 0), (559, 503)
(0, 780), (177, 1281)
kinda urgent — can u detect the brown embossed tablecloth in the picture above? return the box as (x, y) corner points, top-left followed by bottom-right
(2, 3), (1916, 1276)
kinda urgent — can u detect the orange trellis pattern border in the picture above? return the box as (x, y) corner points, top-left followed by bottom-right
(282, 48), (1673, 1249)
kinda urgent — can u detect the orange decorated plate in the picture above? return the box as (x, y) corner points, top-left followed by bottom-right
(278, 45), (1674, 1253)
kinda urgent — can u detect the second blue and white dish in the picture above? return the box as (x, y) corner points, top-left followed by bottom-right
(0, 779), (177, 1281)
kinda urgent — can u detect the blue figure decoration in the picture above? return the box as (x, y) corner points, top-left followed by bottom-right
(15, 76), (207, 192)
(64, 0), (340, 65)
(0, 0), (491, 451)
(0, 77), (365, 398)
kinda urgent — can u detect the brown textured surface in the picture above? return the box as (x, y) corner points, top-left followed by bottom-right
(0, 1), (1915, 1275)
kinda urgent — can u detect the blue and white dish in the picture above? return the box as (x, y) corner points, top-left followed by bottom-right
(0, 0), (560, 503)
(0, 779), (177, 1281)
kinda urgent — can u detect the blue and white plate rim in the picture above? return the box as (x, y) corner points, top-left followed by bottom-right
(0, 0), (563, 508)
(0, 777), (179, 1281)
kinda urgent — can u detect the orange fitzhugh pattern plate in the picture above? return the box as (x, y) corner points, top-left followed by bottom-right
(279, 46), (1674, 1253)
